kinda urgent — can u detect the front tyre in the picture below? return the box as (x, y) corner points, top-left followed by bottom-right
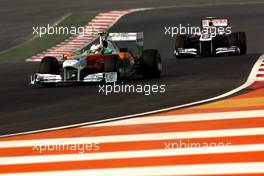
(39, 56), (60, 74)
(142, 49), (162, 78)
(175, 35), (187, 59)
(228, 32), (247, 55)
(236, 32), (247, 55)
(39, 56), (60, 87)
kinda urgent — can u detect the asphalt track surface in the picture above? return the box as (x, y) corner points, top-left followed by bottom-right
(0, 2), (264, 135)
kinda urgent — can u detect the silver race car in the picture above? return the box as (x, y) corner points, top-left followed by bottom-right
(30, 32), (162, 87)
(174, 17), (247, 58)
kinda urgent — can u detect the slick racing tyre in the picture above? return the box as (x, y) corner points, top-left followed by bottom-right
(228, 32), (247, 55)
(175, 35), (187, 49)
(236, 32), (247, 55)
(175, 35), (188, 58)
(39, 56), (60, 87)
(39, 56), (60, 74)
(104, 55), (121, 81)
(104, 55), (119, 72)
(142, 49), (162, 78)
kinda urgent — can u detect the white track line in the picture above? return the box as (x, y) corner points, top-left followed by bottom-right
(248, 55), (264, 81)
(15, 3), (264, 135)
(253, 55), (264, 81)
(94, 17), (117, 20)
(256, 77), (264, 81)
(0, 144), (263, 165)
(88, 110), (264, 127)
(89, 22), (113, 25)
(1, 163), (264, 176)
(8, 55), (263, 138)
(0, 128), (263, 148)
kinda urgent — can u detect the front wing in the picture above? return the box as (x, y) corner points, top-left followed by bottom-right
(30, 72), (117, 85)
(174, 46), (240, 57)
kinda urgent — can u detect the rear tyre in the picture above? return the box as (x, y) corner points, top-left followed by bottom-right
(104, 55), (118, 72)
(39, 57), (60, 87)
(142, 49), (162, 78)
(104, 55), (120, 82)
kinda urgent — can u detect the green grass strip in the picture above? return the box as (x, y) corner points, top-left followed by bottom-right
(0, 11), (97, 63)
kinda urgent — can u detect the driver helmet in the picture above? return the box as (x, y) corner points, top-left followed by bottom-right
(90, 43), (102, 53)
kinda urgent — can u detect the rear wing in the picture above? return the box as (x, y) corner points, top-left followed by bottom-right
(108, 32), (143, 41)
(108, 32), (144, 55)
(202, 19), (229, 27)
(108, 32), (143, 44)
